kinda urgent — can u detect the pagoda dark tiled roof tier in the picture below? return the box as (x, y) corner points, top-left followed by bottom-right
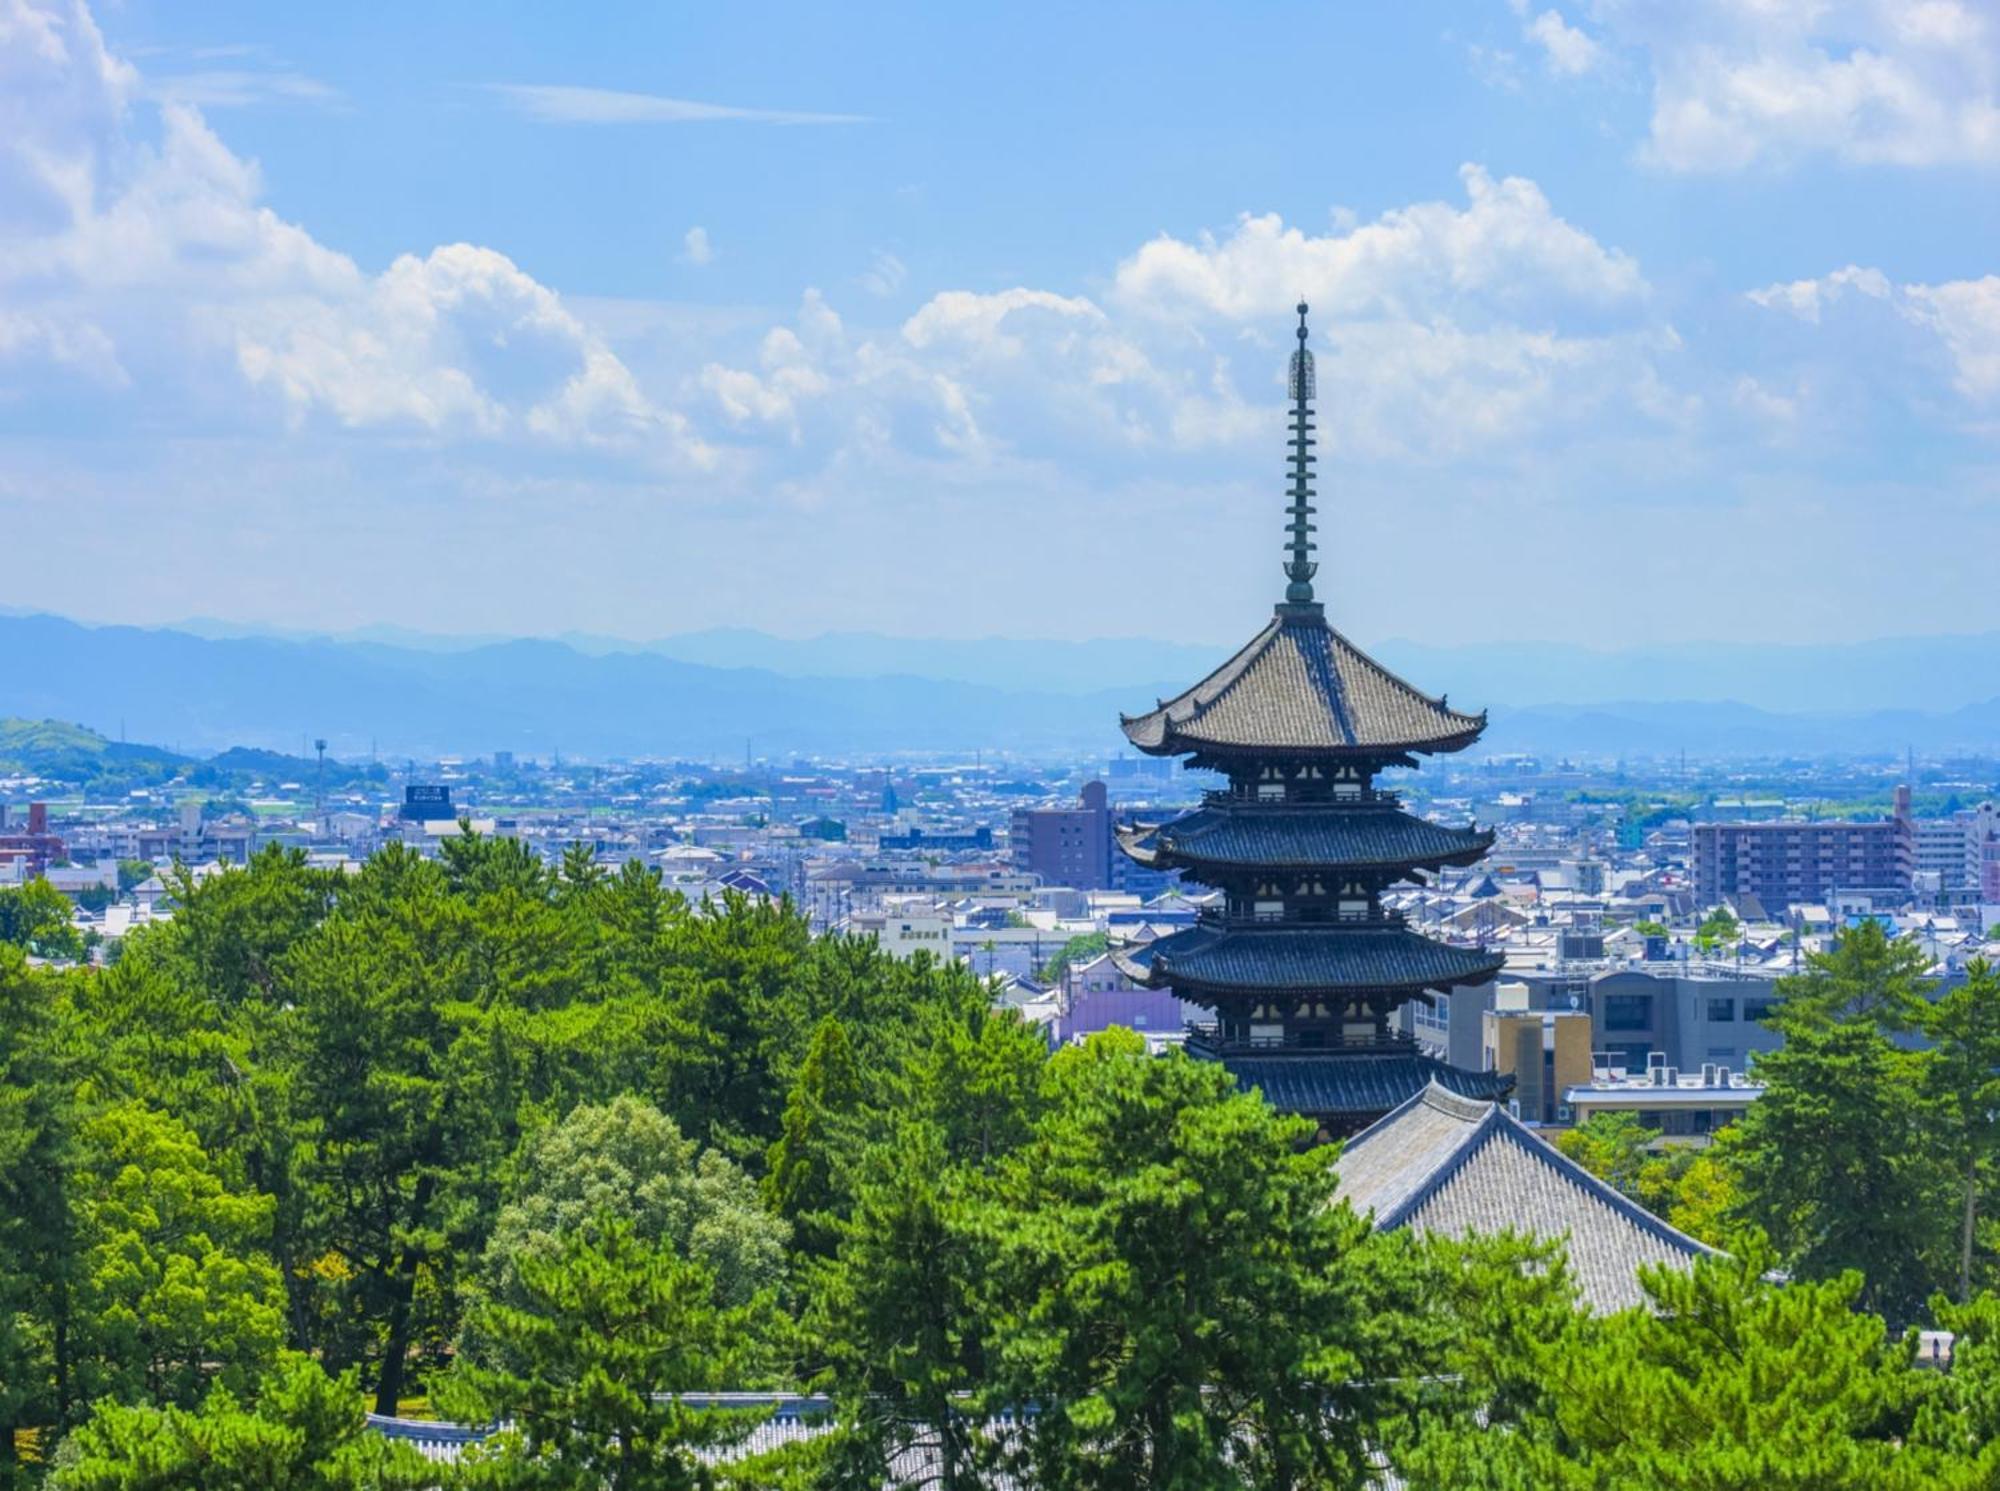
(1120, 605), (1486, 761)
(1117, 805), (1493, 875)
(1114, 923), (1504, 997)
(1220, 1051), (1512, 1122)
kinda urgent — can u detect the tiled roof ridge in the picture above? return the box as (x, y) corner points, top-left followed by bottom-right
(1413, 1079), (1498, 1124)
(1478, 1117), (1723, 1260)
(1323, 621), (1484, 731)
(1119, 608), (1485, 756)
(1118, 614), (1282, 731)
(1356, 1081), (1721, 1260)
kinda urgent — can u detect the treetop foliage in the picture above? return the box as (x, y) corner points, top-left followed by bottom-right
(7, 843), (2000, 1487)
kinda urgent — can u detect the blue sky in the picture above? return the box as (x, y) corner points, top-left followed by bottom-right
(1, 0), (1996, 648)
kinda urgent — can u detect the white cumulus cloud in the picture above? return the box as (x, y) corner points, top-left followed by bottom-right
(1112, 165), (1645, 322)
(0, 1), (707, 463)
(1750, 264), (2000, 411)
(1564, 0), (2000, 172)
(693, 165), (1683, 474)
(1519, 6), (1605, 75)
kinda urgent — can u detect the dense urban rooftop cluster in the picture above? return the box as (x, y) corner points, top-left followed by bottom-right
(7, 737), (1998, 1125)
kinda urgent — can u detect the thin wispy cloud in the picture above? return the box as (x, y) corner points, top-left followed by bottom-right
(489, 83), (871, 126)
(125, 40), (340, 110)
(147, 70), (342, 108)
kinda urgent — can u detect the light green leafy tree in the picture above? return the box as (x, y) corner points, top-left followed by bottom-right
(63, 1100), (287, 1414)
(465, 1094), (787, 1371)
(0, 878), (84, 960)
(1037, 933), (1110, 985)
(1695, 906), (1741, 952)
(1396, 1247), (1963, 1490)
(440, 1217), (778, 1491)
(48, 1353), (431, 1491)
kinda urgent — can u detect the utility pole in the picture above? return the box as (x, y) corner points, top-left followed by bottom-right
(314, 738), (327, 828)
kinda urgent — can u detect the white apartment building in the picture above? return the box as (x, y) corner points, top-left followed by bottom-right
(848, 899), (956, 962)
(1915, 802), (2000, 898)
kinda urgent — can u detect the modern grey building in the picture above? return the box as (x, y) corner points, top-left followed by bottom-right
(1405, 963), (1785, 1080)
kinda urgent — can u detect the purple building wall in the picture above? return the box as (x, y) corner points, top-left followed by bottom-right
(1056, 951), (1201, 1043)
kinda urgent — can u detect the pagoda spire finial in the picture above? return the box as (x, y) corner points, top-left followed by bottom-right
(1283, 300), (1319, 608)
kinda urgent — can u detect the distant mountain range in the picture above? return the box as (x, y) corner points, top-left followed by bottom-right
(5, 611), (2000, 762)
(111, 615), (2000, 710)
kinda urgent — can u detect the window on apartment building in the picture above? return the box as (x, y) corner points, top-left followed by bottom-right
(1707, 997), (1736, 1022)
(1603, 994), (1650, 1031)
(1744, 1000), (1777, 1022)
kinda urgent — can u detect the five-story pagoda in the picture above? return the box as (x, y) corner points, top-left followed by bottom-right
(1115, 303), (1510, 1137)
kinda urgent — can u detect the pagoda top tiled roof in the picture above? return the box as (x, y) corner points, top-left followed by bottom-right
(1121, 605), (1485, 759)
(1115, 923), (1504, 996)
(1335, 1081), (1718, 1313)
(1118, 805), (1493, 874)
(1219, 1050), (1510, 1120)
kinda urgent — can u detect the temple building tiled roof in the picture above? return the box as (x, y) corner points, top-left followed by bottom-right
(1116, 923), (1504, 996)
(1118, 806), (1493, 874)
(1224, 1053), (1510, 1121)
(1119, 608), (1487, 760)
(1335, 1082), (1717, 1313)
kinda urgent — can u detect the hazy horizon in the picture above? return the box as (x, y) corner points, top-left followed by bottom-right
(13, 605), (2000, 658)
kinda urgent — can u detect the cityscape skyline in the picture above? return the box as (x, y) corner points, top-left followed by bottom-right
(2, 1), (1997, 647)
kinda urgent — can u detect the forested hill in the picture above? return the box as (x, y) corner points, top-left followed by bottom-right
(0, 715), (389, 794)
(0, 717), (190, 786)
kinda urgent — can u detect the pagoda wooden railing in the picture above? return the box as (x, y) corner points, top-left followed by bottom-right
(1183, 1023), (1418, 1057)
(1197, 906), (1407, 930)
(1202, 786), (1402, 809)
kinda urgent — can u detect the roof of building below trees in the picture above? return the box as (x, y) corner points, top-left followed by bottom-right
(1336, 1081), (1717, 1313)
